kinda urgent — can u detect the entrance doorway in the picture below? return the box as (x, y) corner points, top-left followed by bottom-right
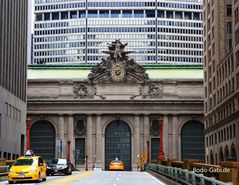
(105, 120), (131, 171)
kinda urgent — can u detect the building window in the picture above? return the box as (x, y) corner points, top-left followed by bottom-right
(70, 11), (77, 19)
(227, 22), (232, 33)
(151, 138), (159, 162)
(75, 138), (85, 165)
(111, 10), (120, 18)
(52, 12), (59, 20)
(35, 13), (42, 21)
(227, 5), (232, 16)
(184, 12), (192, 20)
(61, 12), (68, 19)
(146, 10), (155, 18)
(88, 10), (97, 18)
(44, 13), (50, 20)
(233, 124), (236, 137)
(99, 10), (109, 18)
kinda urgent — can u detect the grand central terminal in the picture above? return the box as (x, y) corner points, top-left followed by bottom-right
(27, 41), (204, 170)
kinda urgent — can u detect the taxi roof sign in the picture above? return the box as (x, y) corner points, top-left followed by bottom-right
(25, 150), (34, 156)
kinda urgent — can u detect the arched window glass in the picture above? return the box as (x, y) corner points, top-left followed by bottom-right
(181, 121), (205, 161)
(105, 120), (131, 171)
(30, 120), (55, 160)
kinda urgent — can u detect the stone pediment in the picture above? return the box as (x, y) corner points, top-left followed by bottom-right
(88, 40), (149, 84)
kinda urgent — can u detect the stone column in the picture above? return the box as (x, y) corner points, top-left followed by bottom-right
(68, 115), (75, 163)
(172, 115), (178, 159)
(134, 115), (140, 170)
(96, 114), (102, 166)
(58, 115), (65, 158)
(163, 115), (169, 159)
(86, 115), (93, 165)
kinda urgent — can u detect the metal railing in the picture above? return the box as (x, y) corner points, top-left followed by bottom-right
(0, 166), (9, 177)
(148, 164), (233, 185)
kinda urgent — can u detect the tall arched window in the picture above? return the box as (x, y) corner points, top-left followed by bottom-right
(181, 120), (205, 161)
(231, 143), (237, 161)
(219, 147), (224, 162)
(210, 151), (214, 164)
(225, 145), (229, 160)
(30, 120), (56, 160)
(105, 120), (131, 171)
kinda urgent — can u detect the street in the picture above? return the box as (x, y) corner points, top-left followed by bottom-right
(0, 171), (166, 185)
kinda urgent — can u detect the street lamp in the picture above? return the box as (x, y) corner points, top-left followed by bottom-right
(137, 154), (140, 171)
(67, 141), (71, 161)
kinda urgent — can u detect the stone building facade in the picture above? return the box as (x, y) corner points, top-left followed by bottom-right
(27, 41), (205, 170)
(203, 0), (239, 164)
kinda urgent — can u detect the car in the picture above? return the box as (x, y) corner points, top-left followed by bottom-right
(8, 153), (47, 184)
(109, 158), (125, 171)
(46, 158), (72, 176)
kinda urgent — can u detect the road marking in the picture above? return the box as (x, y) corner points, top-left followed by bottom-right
(146, 172), (167, 185)
(41, 171), (94, 185)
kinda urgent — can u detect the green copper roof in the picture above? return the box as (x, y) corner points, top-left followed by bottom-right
(27, 64), (203, 80)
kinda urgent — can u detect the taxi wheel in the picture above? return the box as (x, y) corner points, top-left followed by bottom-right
(8, 181), (13, 184)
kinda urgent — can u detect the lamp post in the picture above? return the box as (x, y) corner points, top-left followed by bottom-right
(158, 115), (165, 161)
(26, 116), (31, 150)
(147, 141), (150, 163)
(67, 141), (71, 161)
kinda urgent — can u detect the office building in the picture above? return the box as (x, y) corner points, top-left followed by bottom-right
(0, 0), (28, 159)
(33, 0), (203, 64)
(203, 0), (239, 164)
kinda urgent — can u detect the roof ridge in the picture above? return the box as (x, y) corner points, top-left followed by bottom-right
(28, 64), (203, 70)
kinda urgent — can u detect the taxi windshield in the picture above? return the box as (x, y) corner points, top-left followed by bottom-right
(13, 159), (35, 166)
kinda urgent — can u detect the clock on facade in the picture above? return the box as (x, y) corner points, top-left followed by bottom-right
(110, 64), (125, 81)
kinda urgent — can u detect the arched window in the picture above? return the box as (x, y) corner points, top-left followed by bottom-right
(219, 147), (224, 162)
(231, 143), (237, 161)
(30, 120), (56, 160)
(210, 151), (214, 164)
(225, 145), (229, 160)
(181, 120), (205, 161)
(105, 120), (131, 171)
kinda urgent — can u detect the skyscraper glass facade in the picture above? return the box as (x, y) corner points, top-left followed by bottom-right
(33, 0), (203, 64)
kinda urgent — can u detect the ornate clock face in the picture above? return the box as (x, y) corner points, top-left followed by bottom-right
(111, 64), (125, 81)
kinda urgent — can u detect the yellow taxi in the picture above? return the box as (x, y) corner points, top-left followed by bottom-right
(109, 158), (125, 171)
(8, 151), (47, 184)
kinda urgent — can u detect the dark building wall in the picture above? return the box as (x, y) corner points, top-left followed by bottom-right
(0, 0), (28, 102)
(0, 0), (28, 159)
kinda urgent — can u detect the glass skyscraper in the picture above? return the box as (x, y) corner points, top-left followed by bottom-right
(33, 0), (203, 64)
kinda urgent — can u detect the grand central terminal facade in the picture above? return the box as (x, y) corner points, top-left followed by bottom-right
(27, 41), (205, 170)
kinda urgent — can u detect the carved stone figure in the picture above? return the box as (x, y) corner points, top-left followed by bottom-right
(148, 83), (163, 98)
(142, 83), (163, 99)
(88, 40), (149, 84)
(73, 83), (89, 98)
